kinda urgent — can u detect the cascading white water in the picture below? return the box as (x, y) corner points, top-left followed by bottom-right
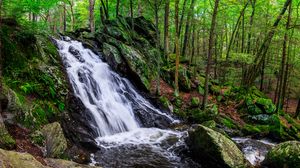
(55, 38), (195, 167)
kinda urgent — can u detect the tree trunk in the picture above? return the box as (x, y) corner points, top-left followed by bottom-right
(164, 0), (170, 59)
(0, 0), (3, 114)
(69, 0), (75, 31)
(294, 98), (300, 118)
(116, 0), (120, 16)
(226, 0), (250, 60)
(63, 3), (67, 32)
(202, 0), (220, 109)
(277, 1), (292, 111)
(89, 0), (95, 33)
(175, 0), (180, 94)
(181, 0), (195, 58)
(100, 0), (109, 19)
(154, 1), (160, 95)
(173, 0), (188, 53)
(247, 0), (256, 54)
(138, 0), (143, 16)
(130, 0), (134, 31)
(242, 0), (292, 86)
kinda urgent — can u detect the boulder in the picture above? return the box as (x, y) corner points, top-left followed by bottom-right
(0, 148), (46, 168)
(0, 119), (16, 149)
(262, 141), (300, 168)
(45, 158), (101, 168)
(41, 122), (67, 158)
(187, 125), (250, 168)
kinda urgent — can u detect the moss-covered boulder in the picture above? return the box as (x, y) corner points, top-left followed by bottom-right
(0, 148), (46, 168)
(262, 141), (300, 168)
(0, 120), (16, 149)
(41, 122), (67, 158)
(187, 125), (250, 168)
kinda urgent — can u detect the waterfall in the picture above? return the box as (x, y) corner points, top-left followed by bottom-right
(56, 38), (198, 167)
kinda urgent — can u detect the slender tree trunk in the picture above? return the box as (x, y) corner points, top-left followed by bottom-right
(242, 0), (292, 86)
(154, 1), (160, 95)
(175, 0), (180, 94)
(247, 0), (256, 54)
(69, 0), (75, 31)
(190, 21), (196, 66)
(116, 0), (120, 16)
(173, 0), (188, 53)
(164, 0), (170, 59)
(226, 0), (250, 60)
(100, 0), (109, 19)
(0, 0), (3, 114)
(294, 98), (300, 118)
(182, 0), (195, 57)
(130, 0), (134, 31)
(241, 13), (245, 53)
(260, 58), (265, 91)
(277, 1), (292, 111)
(63, 3), (67, 32)
(202, 0), (220, 109)
(89, 0), (95, 33)
(138, 0), (143, 16)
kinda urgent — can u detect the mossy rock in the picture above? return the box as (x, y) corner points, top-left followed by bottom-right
(0, 148), (46, 168)
(189, 105), (218, 123)
(41, 122), (67, 158)
(262, 141), (300, 168)
(187, 125), (250, 168)
(191, 97), (200, 107)
(0, 123), (16, 149)
(202, 120), (216, 129)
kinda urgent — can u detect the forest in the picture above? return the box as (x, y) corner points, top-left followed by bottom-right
(0, 0), (299, 168)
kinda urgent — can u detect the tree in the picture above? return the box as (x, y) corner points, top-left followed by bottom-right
(164, 0), (170, 59)
(174, 0), (180, 94)
(89, 0), (95, 32)
(181, 0), (195, 58)
(277, 1), (292, 111)
(116, 0), (120, 16)
(202, 0), (220, 109)
(242, 0), (292, 87)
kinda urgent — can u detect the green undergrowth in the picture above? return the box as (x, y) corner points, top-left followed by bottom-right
(0, 23), (68, 129)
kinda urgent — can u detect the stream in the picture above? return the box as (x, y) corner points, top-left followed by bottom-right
(56, 37), (276, 168)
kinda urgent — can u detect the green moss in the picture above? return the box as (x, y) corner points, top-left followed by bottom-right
(0, 126), (16, 149)
(221, 117), (238, 129)
(191, 97), (200, 107)
(159, 96), (171, 109)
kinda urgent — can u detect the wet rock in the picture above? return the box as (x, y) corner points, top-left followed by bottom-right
(41, 122), (67, 158)
(262, 141), (300, 168)
(187, 125), (250, 168)
(45, 158), (101, 168)
(69, 46), (85, 62)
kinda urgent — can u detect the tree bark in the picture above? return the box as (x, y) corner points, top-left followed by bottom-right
(175, 0), (180, 94)
(164, 0), (170, 59)
(294, 98), (300, 118)
(242, 0), (292, 86)
(247, 0), (256, 54)
(277, 1), (292, 111)
(226, 0), (250, 60)
(116, 0), (120, 16)
(100, 0), (109, 19)
(181, 0), (195, 57)
(89, 0), (95, 33)
(138, 0), (143, 16)
(202, 0), (220, 109)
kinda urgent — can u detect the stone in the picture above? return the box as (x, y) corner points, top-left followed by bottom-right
(45, 158), (101, 168)
(0, 148), (47, 168)
(41, 122), (67, 158)
(187, 125), (250, 168)
(262, 141), (300, 168)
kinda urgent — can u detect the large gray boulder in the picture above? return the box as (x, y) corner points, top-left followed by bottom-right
(187, 125), (250, 168)
(262, 141), (300, 168)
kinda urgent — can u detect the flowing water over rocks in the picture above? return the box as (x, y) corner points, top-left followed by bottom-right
(56, 38), (199, 168)
(233, 137), (276, 166)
